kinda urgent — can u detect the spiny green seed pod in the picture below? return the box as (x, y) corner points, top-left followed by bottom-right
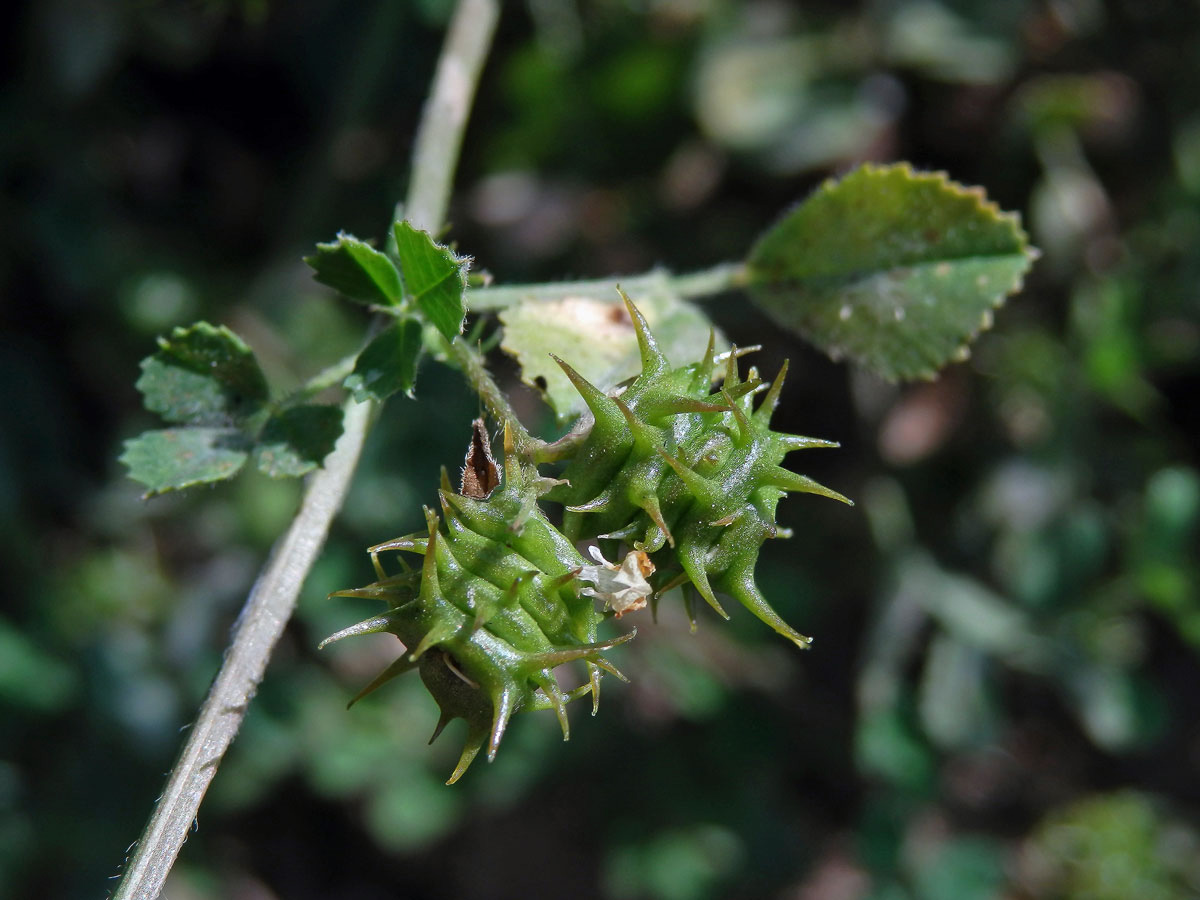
(546, 291), (852, 649)
(327, 294), (850, 781)
(324, 423), (631, 784)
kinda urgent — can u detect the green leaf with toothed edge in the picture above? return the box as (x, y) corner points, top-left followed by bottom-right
(124, 320), (344, 492)
(499, 276), (727, 423)
(304, 232), (404, 307)
(746, 162), (1036, 381)
(120, 427), (251, 496)
(344, 318), (424, 403)
(136, 321), (269, 425)
(392, 221), (469, 341)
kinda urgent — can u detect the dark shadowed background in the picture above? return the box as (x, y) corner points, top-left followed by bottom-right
(3, 1), (1200, 898)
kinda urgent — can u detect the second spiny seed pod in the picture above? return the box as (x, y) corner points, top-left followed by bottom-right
(546, 291), (851, 648)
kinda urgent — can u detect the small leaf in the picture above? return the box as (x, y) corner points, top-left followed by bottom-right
(344, 318), (423, 402)
(500, 277), (725, 422)
(254, 404), (345, 478)
(392, 220), (468, 341)
(136, 322), (269, 425)
(120, 427), (250, 496)
(305, 232), (404, 306)
(747, 163), (1035, 380)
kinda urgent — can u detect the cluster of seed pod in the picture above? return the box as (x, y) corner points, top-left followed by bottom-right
(325, 294), (850, 782)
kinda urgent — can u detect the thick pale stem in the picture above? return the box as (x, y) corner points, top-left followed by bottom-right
(110, 2), (500, 897)
(111, 399), (371, 900)
(406, 0), (499, 232)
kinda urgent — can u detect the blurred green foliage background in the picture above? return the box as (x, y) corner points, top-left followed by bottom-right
(3, 0), (1199, 898)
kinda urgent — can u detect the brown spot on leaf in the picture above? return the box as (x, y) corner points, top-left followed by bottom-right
(548, 297), (636, 339)
(608, 304), (631, 325)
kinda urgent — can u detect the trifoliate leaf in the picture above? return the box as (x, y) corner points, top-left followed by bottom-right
(747, 163), (1035, 380)
(120, 427), (251, 496)
(136, 322), (269, 425)
(500, 276), (725, 422)
(392, 220), (468, 341)
(305, 232), (404, 306)
(344, 318), (423, 402)
(254, 404), (345, 478)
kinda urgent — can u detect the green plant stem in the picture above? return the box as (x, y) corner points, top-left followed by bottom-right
(448, 336), (539, 452)
(110, 2), (500, 897)
(466, 261), (748, 311)
(289, 350), (361, 403)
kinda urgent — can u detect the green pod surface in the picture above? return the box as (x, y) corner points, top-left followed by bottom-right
(546, 292), (852, 649)
(325, 423), (629, 784)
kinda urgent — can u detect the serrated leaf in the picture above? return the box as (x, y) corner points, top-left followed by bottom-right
(500, 277), (725, 422)
(120, 427), (250, 496)
(392, 220), (468, 340)
(305, 232), (403, 306)
(746, 163), (1035, 380)
(136, 322), (269, 424)
(344, 318), (423, 403)
(254, 404), (345, 478)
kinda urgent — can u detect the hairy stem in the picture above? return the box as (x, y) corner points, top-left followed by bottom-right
(111, 2), (499, 897)
(466, 261), (748, 311)
(448, 336), (539, 452)
(112, 399), (371, 900)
